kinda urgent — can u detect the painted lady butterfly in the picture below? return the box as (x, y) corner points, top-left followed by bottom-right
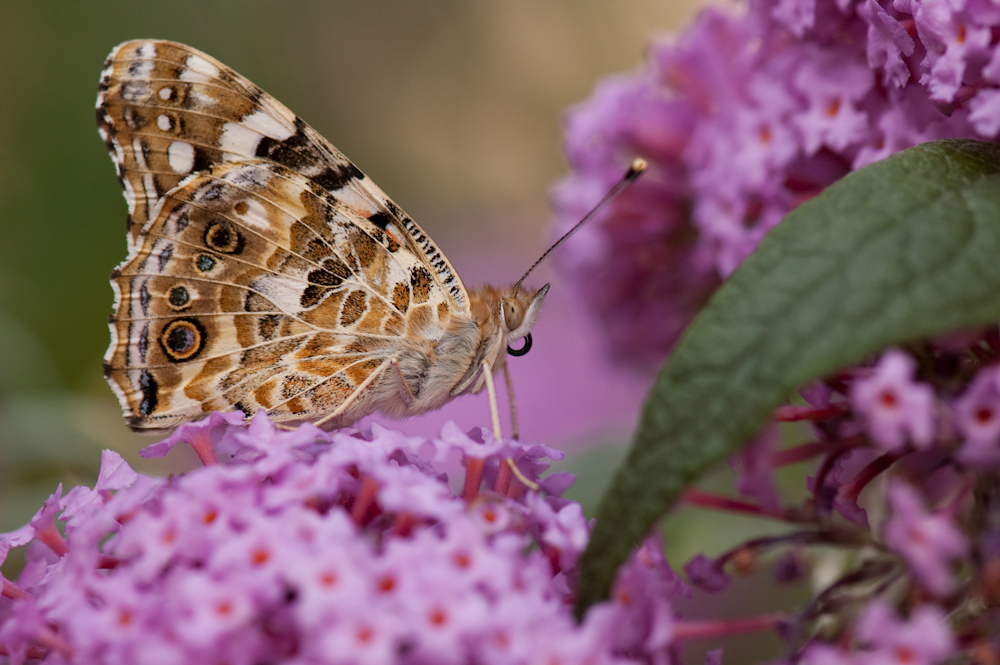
(97, 40), (549, 432)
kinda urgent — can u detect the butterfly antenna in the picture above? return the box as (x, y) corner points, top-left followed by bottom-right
(513, 157), (647, 291)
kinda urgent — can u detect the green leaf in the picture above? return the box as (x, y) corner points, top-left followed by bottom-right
(575, 139), (1000, 615)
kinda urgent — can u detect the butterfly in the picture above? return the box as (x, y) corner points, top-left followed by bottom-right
(97, 40), (549, 433)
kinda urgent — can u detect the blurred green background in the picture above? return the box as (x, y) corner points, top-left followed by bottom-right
(0, 4), (815, 663)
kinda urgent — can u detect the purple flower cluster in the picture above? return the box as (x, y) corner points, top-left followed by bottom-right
(801, 602), (954, 665)
(848, 345), (1000, 471)
(678, 337), (1000, 663)
(553, 0), (1000, 366)
(0, 415), (687, 664)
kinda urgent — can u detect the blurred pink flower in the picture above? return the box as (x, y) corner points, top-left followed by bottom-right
(883, 481), (967, 595)
(553, 0), (1000, 368)
(952, 365), (1000, 467)
(850, 350), (936, 451)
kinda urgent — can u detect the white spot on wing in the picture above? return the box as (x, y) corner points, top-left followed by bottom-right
(240, 109), (295, 140)
(121, 173), (136, 208)
(142, 174), (157, 207)
(120, 81), (150, 101)
(234, 198), (271, 230)
(187, 87), (215, 108)
(253, 274), (308, 313)
(220, 122), (262, 156)
(180, 54), (220, 83)
(219, 109), (297, 157)
(159, 86), (174, 100)
(385, 223), (403, 244)
(157, 115), (172, 131)
(99, 46), (119, 85)
(132, 138), (148, 169)
(111, 137), (125, 170)
(130, 43), (156, 80)
(106, 277), (122, 352)
(331, 186), (377, 217)
(168, 141), (195, 174)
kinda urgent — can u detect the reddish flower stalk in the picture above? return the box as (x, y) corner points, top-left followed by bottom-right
(36, 628), (74, 658)
(2, 578), (33, 601)
(350, 475), (380, 526)
(462, 458), (485, 501)
(35, 523), (68, 557)
(98, 554), (126, 570)
(715, 532), (824, 569)
(774, 404), (847, 422)
(673, 613), (788, 642)
(494, 458), (514, 496)
(682, 488), (797, 522)
(812, 435), (866, 498)
(837, 450), (905, 504)
(186, 429), (218, 466)
(390, 512), (417, 537)
(770, 441), (840, 467)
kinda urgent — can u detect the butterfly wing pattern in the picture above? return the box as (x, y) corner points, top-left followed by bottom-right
(98, 40), (547, 432)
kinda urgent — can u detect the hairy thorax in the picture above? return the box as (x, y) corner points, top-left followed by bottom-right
(386, 288), (504, 416)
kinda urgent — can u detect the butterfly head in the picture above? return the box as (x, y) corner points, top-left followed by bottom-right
(468, 283), (549, 359)
(500, 283), (549, 354)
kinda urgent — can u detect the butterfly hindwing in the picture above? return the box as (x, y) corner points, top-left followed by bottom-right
(107, 160), (439, 429)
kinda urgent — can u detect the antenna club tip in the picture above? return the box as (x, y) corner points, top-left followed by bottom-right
(626, 157), (648, 179)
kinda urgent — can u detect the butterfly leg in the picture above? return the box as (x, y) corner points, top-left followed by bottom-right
(389, 357), (416, 407)
(480, 359), (503, 441)
(481, 360), (539, 496)
(502, 363), (520, 441)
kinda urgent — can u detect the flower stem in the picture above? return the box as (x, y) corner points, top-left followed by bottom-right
(390, 512), (417, 537)
(774, 404), (846, 422)
(98, 554), (126, 570)
(462, 458), (485, 502)
(186, 430), (218, 466)
(837, 450), (904, 503)
(812, 435), (865, 498)
(350, 475), (379, 526)
(682, 489), (796, 522)
(36, 627), (74, 657)
(504, 458), (539, 496)
(494, 458), (513, 496)
(770, 441), (838, 467)
(36, 524), (68, 557)
(2, 578), (33, 601)
(674, 613), (787, 642)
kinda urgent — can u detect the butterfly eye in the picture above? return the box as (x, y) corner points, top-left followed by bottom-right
(502, 298), (524, 331)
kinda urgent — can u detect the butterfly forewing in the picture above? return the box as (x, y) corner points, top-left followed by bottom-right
(99, 40), (473, 430)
